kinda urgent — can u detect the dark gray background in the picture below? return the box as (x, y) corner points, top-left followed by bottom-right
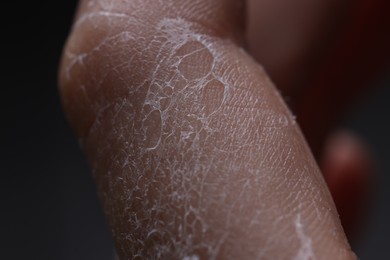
(1, 1), (388, 259)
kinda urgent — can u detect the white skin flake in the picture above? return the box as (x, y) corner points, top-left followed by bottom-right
(293, 214), (315, 260)
(182, 255), (200, 260)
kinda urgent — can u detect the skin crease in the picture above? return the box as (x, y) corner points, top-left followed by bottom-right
(59, 0), (357, 259)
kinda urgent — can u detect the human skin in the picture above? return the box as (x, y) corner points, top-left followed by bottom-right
(59, 0), (357, 259)
(249, 0), (390, 157)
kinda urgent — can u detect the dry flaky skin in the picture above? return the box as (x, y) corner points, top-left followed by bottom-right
(59, 0), (356, 259)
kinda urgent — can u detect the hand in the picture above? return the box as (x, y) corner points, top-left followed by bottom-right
(59, 0), (388, 258)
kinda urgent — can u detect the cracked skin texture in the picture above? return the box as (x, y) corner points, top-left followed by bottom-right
(59, 0), (357, 259)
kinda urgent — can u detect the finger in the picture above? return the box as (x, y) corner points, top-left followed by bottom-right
(321, 131), (374, 240)
(60, 0), (355, 259)
(247, 0), (390, 158)
(60, 0), (246, 138)
(277, 0), (390, 156)
(247, 0), (390, 102)
(246, 0), (348, 97)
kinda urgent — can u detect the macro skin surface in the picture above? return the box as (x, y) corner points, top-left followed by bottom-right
(59, 0), (356, 259)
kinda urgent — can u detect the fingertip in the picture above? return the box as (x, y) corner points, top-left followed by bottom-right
(321, 130), (374, 239)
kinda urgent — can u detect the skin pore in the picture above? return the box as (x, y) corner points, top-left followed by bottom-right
(59, 0), (359, 259)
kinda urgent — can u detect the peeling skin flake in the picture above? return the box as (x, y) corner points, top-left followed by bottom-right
(182, 255), (200, 260)
(294, 214), (315, 260)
